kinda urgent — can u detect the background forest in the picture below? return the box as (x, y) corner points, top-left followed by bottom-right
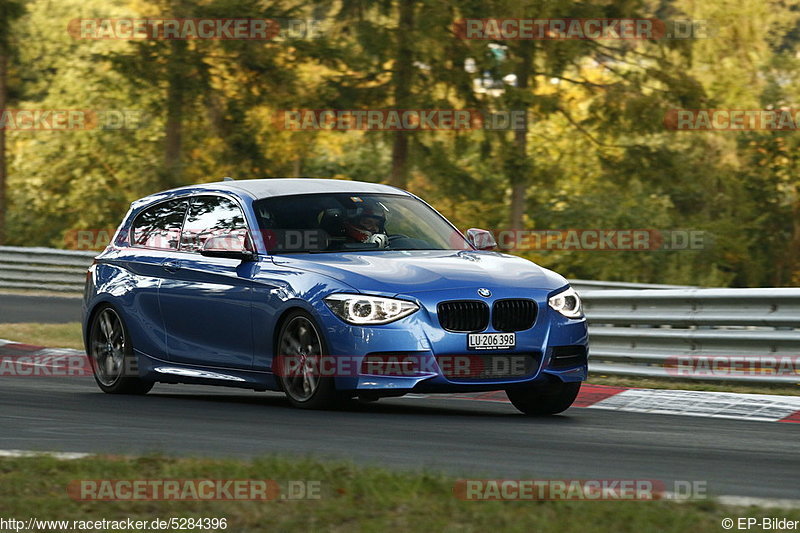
(1, 0), (799, 287)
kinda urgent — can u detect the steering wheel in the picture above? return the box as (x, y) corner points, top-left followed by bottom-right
(387, 234), (409, 242)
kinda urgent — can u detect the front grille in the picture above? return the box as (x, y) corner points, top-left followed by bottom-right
(436, 353), (539, 380)
(492, 299), (537, 332)
(437, 301), (490, 332)
(549, 346), (588, 369)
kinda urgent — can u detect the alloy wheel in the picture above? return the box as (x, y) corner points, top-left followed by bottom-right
(90, 308), (127, 387)
(279, 315), (324, 402)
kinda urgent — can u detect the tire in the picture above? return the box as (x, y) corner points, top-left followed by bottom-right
(275, 310), (344, 410)
(506, 381), (581, 416)
(87, 305), (153, 395)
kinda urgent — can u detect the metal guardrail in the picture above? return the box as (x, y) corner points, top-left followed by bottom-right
(584, 288), (800, 383)
(0, 246), (95, 292)
(569, 279), (695, 292)
(0, 246), (797, 383)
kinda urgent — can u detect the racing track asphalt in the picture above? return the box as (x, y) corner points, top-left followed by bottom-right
(0, 374), (797, 501)
(0, 293), (82, 323)
(1, 292), (797, 500)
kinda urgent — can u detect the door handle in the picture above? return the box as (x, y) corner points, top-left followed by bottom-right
(163, 260), (181, 273)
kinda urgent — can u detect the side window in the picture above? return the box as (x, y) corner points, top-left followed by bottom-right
(131, 199), (187, 250)
(181, 196), (249, 253)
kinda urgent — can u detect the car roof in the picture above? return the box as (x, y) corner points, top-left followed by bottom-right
(128, 178), (413, 213)
(192, 178), (407, 199)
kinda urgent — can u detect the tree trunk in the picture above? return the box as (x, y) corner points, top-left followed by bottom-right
(509, 42), (533, 231)
(785, 187), (800, 285)
(0, 52), (6, 244)
(164, 40), (187, 188)
(390, 0), (414, 188)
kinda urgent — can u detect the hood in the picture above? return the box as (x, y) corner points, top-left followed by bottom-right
(271, 250), (567, 296)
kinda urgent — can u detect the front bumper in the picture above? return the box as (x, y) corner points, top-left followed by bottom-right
(314, 286), (589, 394)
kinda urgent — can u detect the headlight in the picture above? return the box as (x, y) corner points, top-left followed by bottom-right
(324, 294), (419, 325)
(548, 287), (583, 318)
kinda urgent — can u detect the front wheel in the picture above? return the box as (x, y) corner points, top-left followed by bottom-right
(506, 381), (581, 416)
(88, 305), (153, 395)
(276, 311), (344, 410)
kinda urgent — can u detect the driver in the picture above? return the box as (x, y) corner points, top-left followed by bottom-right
(344, 207), (388, 246)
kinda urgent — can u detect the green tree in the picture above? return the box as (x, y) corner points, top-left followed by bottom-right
(0, 0), (25, 244)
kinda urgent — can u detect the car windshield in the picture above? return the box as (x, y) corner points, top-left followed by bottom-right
(252, 193), (472, 253)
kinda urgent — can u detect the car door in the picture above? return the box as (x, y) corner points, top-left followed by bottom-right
(158, 194), (255, 369)
(117, 197), (189, 360)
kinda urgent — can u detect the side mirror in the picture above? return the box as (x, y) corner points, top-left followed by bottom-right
(466, 228), (497, 251)
(200, 234), (255, 261)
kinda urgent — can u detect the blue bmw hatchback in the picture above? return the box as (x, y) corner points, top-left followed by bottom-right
(83, 178), (588, 414)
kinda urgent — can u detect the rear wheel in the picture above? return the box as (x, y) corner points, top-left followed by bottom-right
(276, 311), (343, 409)
(506, 381), (581, 415)
(88, 305), (153, 395)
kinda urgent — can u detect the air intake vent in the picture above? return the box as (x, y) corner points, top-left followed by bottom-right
(549, 346), (588, 369)
(492, 299), (537, 332)
(437, 301), (489, 332)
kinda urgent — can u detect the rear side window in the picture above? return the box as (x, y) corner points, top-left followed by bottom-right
(131, 199), (188, 250)
(180, 195), (249, 252)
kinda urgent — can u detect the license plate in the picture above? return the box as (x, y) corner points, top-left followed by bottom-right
(467, 332), (516, 350)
